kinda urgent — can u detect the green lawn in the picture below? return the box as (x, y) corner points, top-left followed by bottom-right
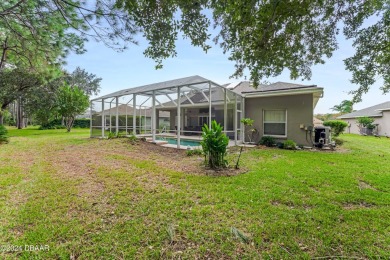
(0, 127), (389, 259)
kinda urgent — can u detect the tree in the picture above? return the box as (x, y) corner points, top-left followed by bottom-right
(3, 1), (387, 102)
(344, 4), (390, 103)
(331, 100), (354, 114)
(23, 78), (64, 126)
(115, 0), (389, 102)
(0, 66), (101, 127)
(0, 68), (43, 125)
(64, 67), (102, 96)
(56, 85), (89, 132)
(0, 0), (138, 70)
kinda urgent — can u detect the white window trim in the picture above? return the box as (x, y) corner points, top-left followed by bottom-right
(263, 109), (287, 138)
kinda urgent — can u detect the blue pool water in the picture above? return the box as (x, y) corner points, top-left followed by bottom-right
(156, 137), (201, 147)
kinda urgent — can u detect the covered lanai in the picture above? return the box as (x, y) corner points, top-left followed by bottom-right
(90, 75), (244, 148)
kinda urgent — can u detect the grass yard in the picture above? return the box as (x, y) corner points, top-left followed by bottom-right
(0, 127), (389, 259)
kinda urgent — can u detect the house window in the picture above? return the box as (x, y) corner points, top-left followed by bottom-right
(263, 110), (287, 136)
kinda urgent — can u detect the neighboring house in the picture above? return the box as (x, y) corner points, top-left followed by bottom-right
(76, 110), (95, 119)
(338, 101), (390, 136)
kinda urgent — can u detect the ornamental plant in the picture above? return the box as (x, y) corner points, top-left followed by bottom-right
(201, 120), (229, 169)
(323, 120), (348, 137)
(240, 117), (258, 143)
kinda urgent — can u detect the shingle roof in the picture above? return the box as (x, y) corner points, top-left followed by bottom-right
(338, 101), (390, 119)
(232, 81), (317, 94)
(159, 80), (321, 107)
(99, 104), (169, 117)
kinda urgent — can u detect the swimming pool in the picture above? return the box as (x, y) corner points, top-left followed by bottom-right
(156, 137), (201, 147)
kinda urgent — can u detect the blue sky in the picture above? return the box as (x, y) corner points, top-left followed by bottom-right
(65, 28), (388, 114)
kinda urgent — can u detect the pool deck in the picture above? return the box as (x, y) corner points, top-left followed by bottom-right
(135, 134), (238, 149)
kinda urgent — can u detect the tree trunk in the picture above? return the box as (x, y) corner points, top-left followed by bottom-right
(0, 103), (8, 125)
(17, 97), (23, 129)
(0, 37), (8, 70)
(66, 116), (75, 132)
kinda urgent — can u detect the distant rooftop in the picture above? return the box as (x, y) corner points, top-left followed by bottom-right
(99, 104), (170, 117)
(338, 101), (390, 119)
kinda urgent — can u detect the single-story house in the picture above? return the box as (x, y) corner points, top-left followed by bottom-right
(338, 101), (390, 136)
(91, 75), (323, 147)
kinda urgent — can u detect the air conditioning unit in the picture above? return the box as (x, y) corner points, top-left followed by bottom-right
(314, 126), (331, 148)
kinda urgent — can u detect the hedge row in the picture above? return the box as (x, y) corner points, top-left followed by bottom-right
(40, 118), (90, 130)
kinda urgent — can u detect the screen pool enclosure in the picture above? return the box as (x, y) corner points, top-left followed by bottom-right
(90, 75), (244, 148)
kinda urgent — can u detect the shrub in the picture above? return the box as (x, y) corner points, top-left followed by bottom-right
(0, 125), (9, 144)
(356, 116), (375, 129)
(259, 136), (276, 147)
(107, 132), (117, 139)
(283, 139), (297, 150)
(186, 149), (203, 156)
(323, 120), (348, 137)
(39, 124), (66, 130)
(40, 118), (90, 130)
(201, 120), (229, 169)
(72, 119), (90, 128)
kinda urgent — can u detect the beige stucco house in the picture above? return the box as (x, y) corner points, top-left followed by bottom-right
(155, 81), (323, 146)
(91, 76), (324, 147)
(230, 81), (323, 145)
(338, 101), (390, 136)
